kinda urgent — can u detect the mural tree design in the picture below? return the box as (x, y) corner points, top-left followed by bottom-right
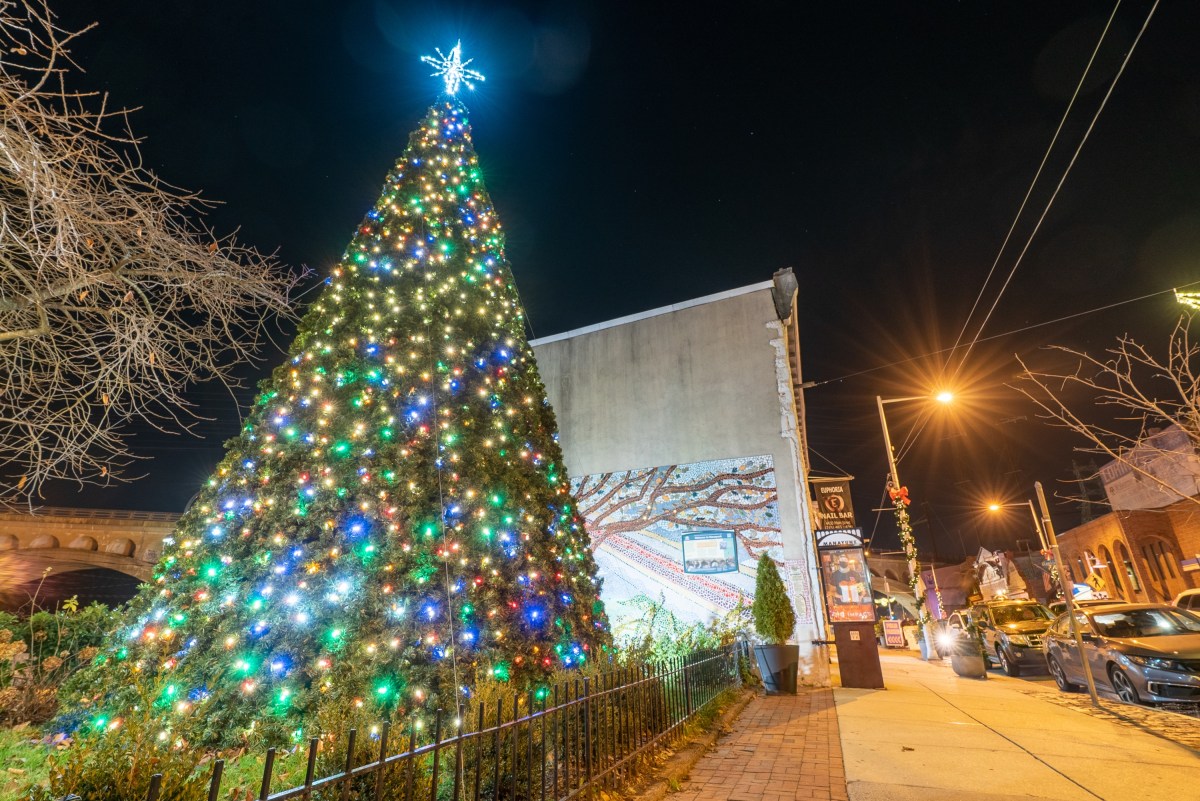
(571, 457), (788, 628)
(574, 462), (781, 555)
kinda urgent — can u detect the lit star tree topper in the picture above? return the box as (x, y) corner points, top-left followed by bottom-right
(422, 41), (485, 95)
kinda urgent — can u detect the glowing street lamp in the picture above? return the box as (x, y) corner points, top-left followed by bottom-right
(876, 391), (954, 658)
(986, 500), (1048, 551)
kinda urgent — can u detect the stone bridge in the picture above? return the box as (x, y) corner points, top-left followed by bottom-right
(0, 507), (178, 612)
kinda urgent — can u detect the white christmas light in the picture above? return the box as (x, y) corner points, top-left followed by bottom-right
(421, 41), (484, 95)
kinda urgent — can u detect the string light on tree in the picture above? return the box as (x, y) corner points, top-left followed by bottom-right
(71, 43), (609, 748)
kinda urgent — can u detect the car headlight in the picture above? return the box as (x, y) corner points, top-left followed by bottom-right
(1125, 654), (1185, 671)
(936, 631), (957, 649)
(1006, 634), (1031, 646)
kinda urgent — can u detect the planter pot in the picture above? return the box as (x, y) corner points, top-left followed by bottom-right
(950, 652), (987, 679)
(753, 643), (799, 695)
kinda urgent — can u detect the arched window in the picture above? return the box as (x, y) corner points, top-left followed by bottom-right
(1115, 541), (1140, 593)
(1098, 545), (1123, 598)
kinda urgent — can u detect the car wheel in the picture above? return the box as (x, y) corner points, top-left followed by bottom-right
(1108, 665), (1141, 705)
(1047, 656), (1078, 692)
(998, 645), (1021, 677)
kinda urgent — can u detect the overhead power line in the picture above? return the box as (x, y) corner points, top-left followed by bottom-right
(951, 0), (1160, 383)
(949, 0), (1124, 375)
(802, 279), (1196, 390)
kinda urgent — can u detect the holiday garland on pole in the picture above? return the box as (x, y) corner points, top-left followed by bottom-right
(888, 483), (930, 641)
(67, 45), (610, 747)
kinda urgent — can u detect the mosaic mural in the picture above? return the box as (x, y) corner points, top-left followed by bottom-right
(571, 454), (786, 635)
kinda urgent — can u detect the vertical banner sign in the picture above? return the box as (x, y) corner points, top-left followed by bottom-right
(811, 477), (857, 530)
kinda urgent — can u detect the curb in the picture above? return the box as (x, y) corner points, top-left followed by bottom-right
(633, 688), (757, 801)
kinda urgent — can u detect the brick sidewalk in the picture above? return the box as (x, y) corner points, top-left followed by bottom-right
(672, 690), (848, 801)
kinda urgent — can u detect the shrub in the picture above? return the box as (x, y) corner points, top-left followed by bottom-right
(614, 594), (750, 664)
(0, 597), (119, 726)
(28, 694), (211, 801)
(750, 558), (794, 644)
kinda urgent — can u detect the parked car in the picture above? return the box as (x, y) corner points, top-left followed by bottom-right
(1043, 603), (1200, 705)
(970, 599), (1054, 676)
(1047, 598), (1118, 617)
(1173, 588), (1200, 614)
(928, 610), (971, 657)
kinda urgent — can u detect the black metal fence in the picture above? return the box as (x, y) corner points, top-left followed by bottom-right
(144, 641), (752, 801)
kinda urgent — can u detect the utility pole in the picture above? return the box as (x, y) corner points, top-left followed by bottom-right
(1035, 482), (1099, 707)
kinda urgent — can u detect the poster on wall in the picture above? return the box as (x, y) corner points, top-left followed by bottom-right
(681, 530), (739, 574)
(820, 547), (874, 623)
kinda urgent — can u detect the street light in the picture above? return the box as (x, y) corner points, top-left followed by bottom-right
(876, 391), (953, 659)
(986, 500), (1048, 551)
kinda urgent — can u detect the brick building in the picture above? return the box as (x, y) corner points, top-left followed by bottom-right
(1056, 424), (1200, 603)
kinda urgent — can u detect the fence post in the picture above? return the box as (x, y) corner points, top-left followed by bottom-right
(683, 655), (693, 717)
(375, 720), (392, 801)
(453, 712), (464, 801)
(259, 747), (276, 801)
(582, 676), (593, 787)
(207, 759), (225, 801)
(340, 728), (357, 801)
(145, 773), (162, 801)
(302, 737), (319, 801)
(430, 710), (443, 801)
(472, 703), (484, 801)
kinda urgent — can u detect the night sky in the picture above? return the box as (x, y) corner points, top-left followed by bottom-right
(41, 1), (1200, 560)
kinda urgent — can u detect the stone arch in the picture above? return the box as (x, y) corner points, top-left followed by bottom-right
(67, 536), (98, 551)
(0, 534), (17, 551)
(104, 538), (136, 557)
(27, 534), (60, 549)
(885, 569), (900, 581)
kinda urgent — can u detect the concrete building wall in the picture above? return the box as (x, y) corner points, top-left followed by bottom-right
(532, 282), (823, 640)
(534, 287), (787, 477)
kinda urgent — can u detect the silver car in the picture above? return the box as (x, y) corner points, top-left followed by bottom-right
(1042, 603), (1200, 705)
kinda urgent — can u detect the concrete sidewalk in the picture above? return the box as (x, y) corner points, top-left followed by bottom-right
(668, 688), (848, 801)
(835, 652), (1200, 801)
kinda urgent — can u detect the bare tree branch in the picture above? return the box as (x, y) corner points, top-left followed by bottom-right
(0, 1), (305, 500)
(1014, 315), (1200, 510)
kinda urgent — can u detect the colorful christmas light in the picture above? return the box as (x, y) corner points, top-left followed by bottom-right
(74, 50), (609, 746)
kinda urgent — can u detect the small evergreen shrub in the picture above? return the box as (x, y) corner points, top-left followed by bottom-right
(750, 558), (795, 645)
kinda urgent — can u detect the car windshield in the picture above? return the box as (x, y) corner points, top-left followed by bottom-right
(1090, 608), (1200, 638)
(992, 605), (1050, 625)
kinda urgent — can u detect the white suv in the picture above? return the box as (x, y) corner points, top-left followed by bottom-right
(1174, 588), (1200, 613)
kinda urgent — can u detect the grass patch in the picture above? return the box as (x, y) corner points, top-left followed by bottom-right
(1, 726), (54, 797)
(0, 726), (344, 799)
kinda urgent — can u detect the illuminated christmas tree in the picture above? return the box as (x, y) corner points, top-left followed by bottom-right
(73, 45), (609, 746)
